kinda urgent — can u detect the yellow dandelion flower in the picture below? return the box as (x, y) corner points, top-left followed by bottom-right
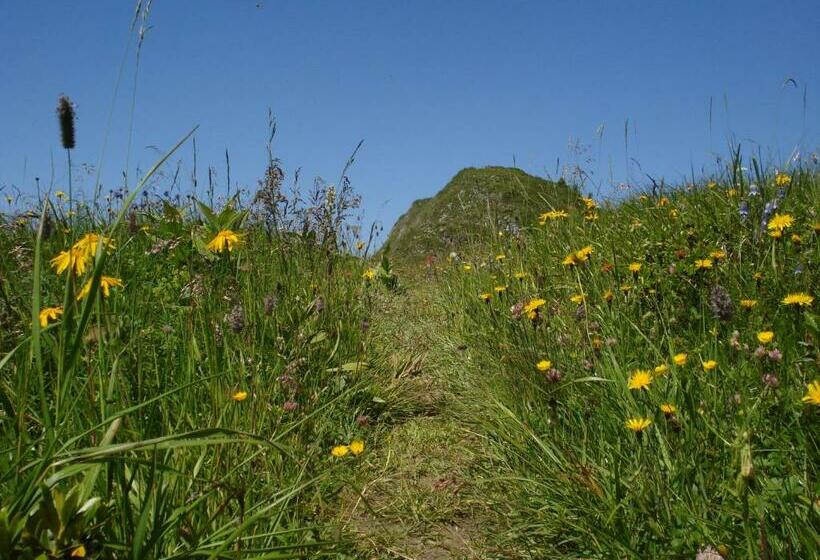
(628, 262), (642, 273)
(694, 258), (713, 270)
(673, 353), (688, 366)
(774, 172), (791, 187)
(39, 306), (63, 328)
(494, 285), (507, 293)
(628, 370), (653, 391)
(50, 247), (89, 276)
(331, 445), (350, 457)
(362, 268), (377, 281)
(539, 209), (569, 221)
(756, 331), (774, 344)
(769, 229), (783, 239)
(523, 298), (546, 320)
(479, 292), (492, 302)
(767, 213), (794, 233)
(206, 229), (241, 252)
(739, 299), (758, 309)
(801, 380), (820, 405)
(702, 360), (717, 371)
(619, 284), (632, 292)
(726, 188), (738, 197)
(536, 359), (552, 371)
(73, 233), (114, 259)
(514, 271), (527, 280)
(575, 246), (594, 262)
(495, 254), (506, 262)
(581, 197), (597, 210)
(570, 294), (585, 304)
(658, 197), (670, 206)
(709, 249), (726, 260)
(70, 545), (86, 558)
(562, 254), (577, 266)
(231, 390), (248, 402)
(781, 293), (813, 307)
(55, 191), (67, 200)
(653, 364), (668, 376)
(603, 289), (614, 302)
(462, 264), (472, 271)
(660, 403), (677, 414)
(791, 233), (801, 244)
(625, 417), (652, 432)
(707, 181), (717, 189)
(349, 439), (365, 455)
(76, 276), (123, 301)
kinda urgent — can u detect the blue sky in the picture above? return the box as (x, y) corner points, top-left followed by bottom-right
(1, 1), (817, 238)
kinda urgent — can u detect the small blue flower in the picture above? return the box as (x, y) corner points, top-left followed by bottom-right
(748, 183), (760, 197)
(739, 201), (749, 219)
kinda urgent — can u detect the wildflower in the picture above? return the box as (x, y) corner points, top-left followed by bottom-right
(603, 289), (614, 302)
(495, 254), (506, 262)
(494, 285), (507, 293)
(726, 188), (738, 197)
(349, 439), (365, 455)
(76, 276), (123, 300)
(600, 261), (614, 273)
(282, 400), (299, 412)
(702, 360), (717, 371)
(584, 211), (599, 221)
(709, 249), (726, 260)
(463, 264), (472, 271)
(694, 258), (713, 270)
(774, 172), (791, 187)
(73, 233), (114, 260)
(619, 284), (632, 292)
(627, 370), (653, 391)
(781, 293), (813, 307)
(653, 364), (668, 376)
(356, 240), (365, 251)
(709, 285), (734, 321)
(546, 368), (563, 383)
(581, 196), (597, 210)
(522, 298), (546, 320)
(658, 197), (670, 206)
(50, 248), (87, 276)
(206, 229), (241, 252)
(628, 262), (642, 273)
(673, 353), (688, 366)
(769, 229), (783, 239)
(756, 331), (774, 344)
(738, 200), (749, 219)
(801, 380), (820, 405)
(514, 271), (527, 280)
(706, 181), (717, 189)
(70, 545), (86, 558)
(331, 445), (350, 457)
(625, 417), (652, 432)
(39, 306), (63, 328)
(226, 303), (246, 333)
(362, 268), (376, 281)
(766, 213), (794, 234)
(660, 403), (677, 415)
(536, 359), (552, 371)
(761, 373), (779, 388)
(575, 246), (593, 262)
(570, 294), (585, 304)
(231, 390), (248, 402)
(479, 293), (492, 303)
(790, 233), (801, 244)
(55, 191), (67, 200)
(739, 299), (757, 309)
(562, 254), (577, 267)
(539, 209), (568, 222)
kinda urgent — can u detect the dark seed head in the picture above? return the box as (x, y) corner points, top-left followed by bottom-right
(57, 96), (76, 150)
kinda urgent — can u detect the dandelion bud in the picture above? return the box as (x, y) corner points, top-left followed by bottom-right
(56, 95), (76, 150)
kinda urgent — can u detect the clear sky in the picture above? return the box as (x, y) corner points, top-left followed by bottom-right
(1, 1), (818, 238)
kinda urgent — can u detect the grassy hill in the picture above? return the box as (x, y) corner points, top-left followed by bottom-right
(384, 166), (578, 264)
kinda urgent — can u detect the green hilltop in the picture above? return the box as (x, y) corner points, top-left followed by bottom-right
(383, 166), (577, 264)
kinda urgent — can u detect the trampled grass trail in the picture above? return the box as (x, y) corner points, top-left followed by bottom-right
(337, 280), (506, 560)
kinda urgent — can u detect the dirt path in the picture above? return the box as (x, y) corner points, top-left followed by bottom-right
(337, 282), (499, 559)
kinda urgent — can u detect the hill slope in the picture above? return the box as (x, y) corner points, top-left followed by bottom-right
(384, 166), (577, 264)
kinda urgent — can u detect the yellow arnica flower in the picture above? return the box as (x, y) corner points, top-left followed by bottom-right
(523, 298), (546, 319)
(480, 293), (492, 302)
(660, 403), (677, 414)
(581, 197), (597, 210)
(232, 391), (248, 402)
(756, 331), (774, 344)
(76, 276), (123, 301)
(539, 209), (568, 222)
(362, 268), (376, 281)
(331, 445), (350, 457)
(782, 293), (813, 307)
(653, 364), (668, 376)
(584, 211), (599, 221)
(767, 213), (794, 233)
(39, 306), (63, 328)
(570, 294), (585, 304)
(709, 249), (726, 260)
(625, 417), (652, 432)
(495, 254), (505, 262)
(71, 545), (86, 558)
(739, 299), (758, 309)
(206, 229), (241, 252)
(575, 246), (594, 262)
(694, 258), (713, 270)
(801, 380), (820, 405)
(73, 232), (115, 259)
(349, 439), (365, 455)
(702, 360), (717, 371)
(673, 353), (688, 366)
(536, 359), (552, 371)
(50, 247), (89, 276)
(628, 262), (642, 273)
(774, 172), (791, 187)
(627, 370), (653, 391)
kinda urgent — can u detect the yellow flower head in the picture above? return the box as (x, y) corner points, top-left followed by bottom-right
(39, 306), (63, 328)
(522, 298), (546, 320)
(581, 197), (597, 210)
(627, 370), (653, 391)
(494, 285), (507, 294)
(70, 545), (86, 558)
(709, 249), (726, 260)
(603, 289), (614, 302)
(76, 276), (123, 301)
(740, 299), (758, 309)
(791, 233), (802, 244)
(570, 294), (585, 305)
(628, 262), (642, 273)
(673, 353), (688, 366)
(660, 403), (677, 415)
(653, 364), (668, 376)
(802, 380), (820, 406)
(480, 292), (492, 302)
(767, 213), (794, 233)
(356, 240), (366, 251)
(694, 258), (713, 270)
(774, 172), (791, 187)
(702, 360), (717, 371)
(575, 246), (594, 262)
(55, 191), (67, 200)
(231, 391), (248, 402)
(462, 264), (472, 271)
(50, 246), (90, 276)
(562, 254), (577, 267)
(495, 254), (506, 262)
(781, 293), (813, 307)
(349, 439), (365, 455)
(625, 417), (652, 432)
(331, 444), (350, 457)
(756, 331), (774, 344)
(206, 229), (241, 252)
(362, 268), (377, 281)
(539, 209), (569, 222)
(73, 233), (115, 260)
(536, 359), (552, 371)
